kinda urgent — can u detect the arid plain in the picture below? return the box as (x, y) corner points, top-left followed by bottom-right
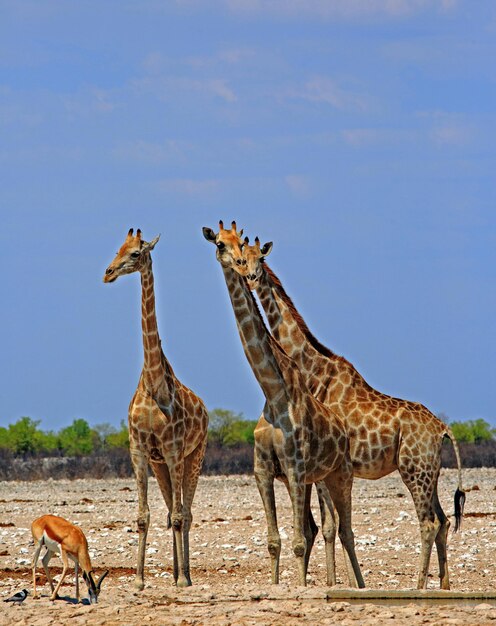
(1, 468), (495, 625)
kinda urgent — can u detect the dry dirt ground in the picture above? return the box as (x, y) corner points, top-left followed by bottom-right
(0, 468), (495, 625)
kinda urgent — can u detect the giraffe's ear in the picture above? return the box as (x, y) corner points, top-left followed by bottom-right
(202, 227), (217, 244)
(142, 234), (160, 253)
(260, 242), (273, 257)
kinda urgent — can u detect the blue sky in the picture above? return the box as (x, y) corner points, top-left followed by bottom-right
(1, 0), (495, 431)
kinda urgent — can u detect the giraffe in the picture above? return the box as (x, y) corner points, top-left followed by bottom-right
(238, 235), (465, 590)
(103, 228), (208, 589)
(203, 221), (365, 588)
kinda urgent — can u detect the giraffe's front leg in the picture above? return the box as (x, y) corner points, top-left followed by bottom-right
(131, 447), (150, 591)
(254, 460), (281, 584)
(287, 466), (307, 586)
(169, 459), (189, 587)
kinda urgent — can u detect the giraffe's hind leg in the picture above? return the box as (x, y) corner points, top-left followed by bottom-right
(323, 465), (364, 589)
(168, 458), (190, 588)
(399, 459), (442, 590)
(181, 439), (207, 586)
(316, 481), (337, 586)
(150, 461), (175, 580)
(433, 491), (451, 590)
(282, 481), (317, 581)
(303, 484), (318, 576)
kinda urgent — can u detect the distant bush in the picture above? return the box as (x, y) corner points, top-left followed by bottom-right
(208, 408), (256, 446)
(0, 412), (494, 481)
(0, 417), (57, 455)
(449, 418), (496, 444)
(104, 420), (130, 449)
(57, 419), (95, 456)
(202, 441), (254, 475)
(0, 448), (132, 481)
(442, 439), (496, 468)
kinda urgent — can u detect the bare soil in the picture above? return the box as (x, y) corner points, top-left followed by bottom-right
(1, 468), (495, 625)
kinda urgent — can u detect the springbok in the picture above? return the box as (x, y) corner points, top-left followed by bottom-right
(32, 514), (108, 603)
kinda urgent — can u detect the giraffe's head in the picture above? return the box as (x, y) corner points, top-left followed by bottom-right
(241, 236), (273, 289)
(103, 228), (160, 283)
(202, 220), (247, 270)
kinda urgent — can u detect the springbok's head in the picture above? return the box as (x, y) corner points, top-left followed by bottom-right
(240, 236), (273, 290)
(202, 220), (246, 270)
(83, 570), (109, 604)
(103, 229), (160, 283)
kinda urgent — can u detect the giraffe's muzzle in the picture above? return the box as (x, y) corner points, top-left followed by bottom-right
(103, 267), (117, 283)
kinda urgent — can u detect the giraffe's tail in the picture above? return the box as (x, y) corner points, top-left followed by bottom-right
(454, 487), (466, 533)
(445, 426), (465, 533)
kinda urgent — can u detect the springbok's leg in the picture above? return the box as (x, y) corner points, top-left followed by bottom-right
(51, 548), (69, 600)
(74, 561), (79, 602)
(41, 550), (56, 594)
(32, 540), (44, 599)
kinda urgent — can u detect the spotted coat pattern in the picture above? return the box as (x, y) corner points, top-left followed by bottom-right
(241, 239), (464, 590)
(203, 223), (364, 588)
(104, 229), (208, 590)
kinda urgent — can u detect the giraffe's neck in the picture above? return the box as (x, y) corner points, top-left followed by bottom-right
(140, 255), (174, 401)
(221, 264), (289, 413)
(256, 263), (347, 396)
(256, 263), (326, 360)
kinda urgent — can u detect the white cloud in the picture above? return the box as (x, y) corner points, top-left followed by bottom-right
(133, 75), (237, 103)
(291, 76), (370, 112)
(63, 87), (117, 116)
(285, 174), (310, 196)
(416, 110), (474, 147)
(219, 0), (457, 19)
(112, 140), (190, 164)
(341, 128), (382, 146)
(430, 125), (472, 146)
(209, 79), (237, 102)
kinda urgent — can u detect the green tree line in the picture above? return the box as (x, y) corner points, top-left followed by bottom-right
(0, 417), (129, 456)
(0, 412), (493, 457)
(448, 418), (496, 444)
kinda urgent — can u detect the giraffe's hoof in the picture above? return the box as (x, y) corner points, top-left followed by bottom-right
(176, 576), (191, 588)
(134, 578), (145, 591)
(293, 543), (305, 558)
